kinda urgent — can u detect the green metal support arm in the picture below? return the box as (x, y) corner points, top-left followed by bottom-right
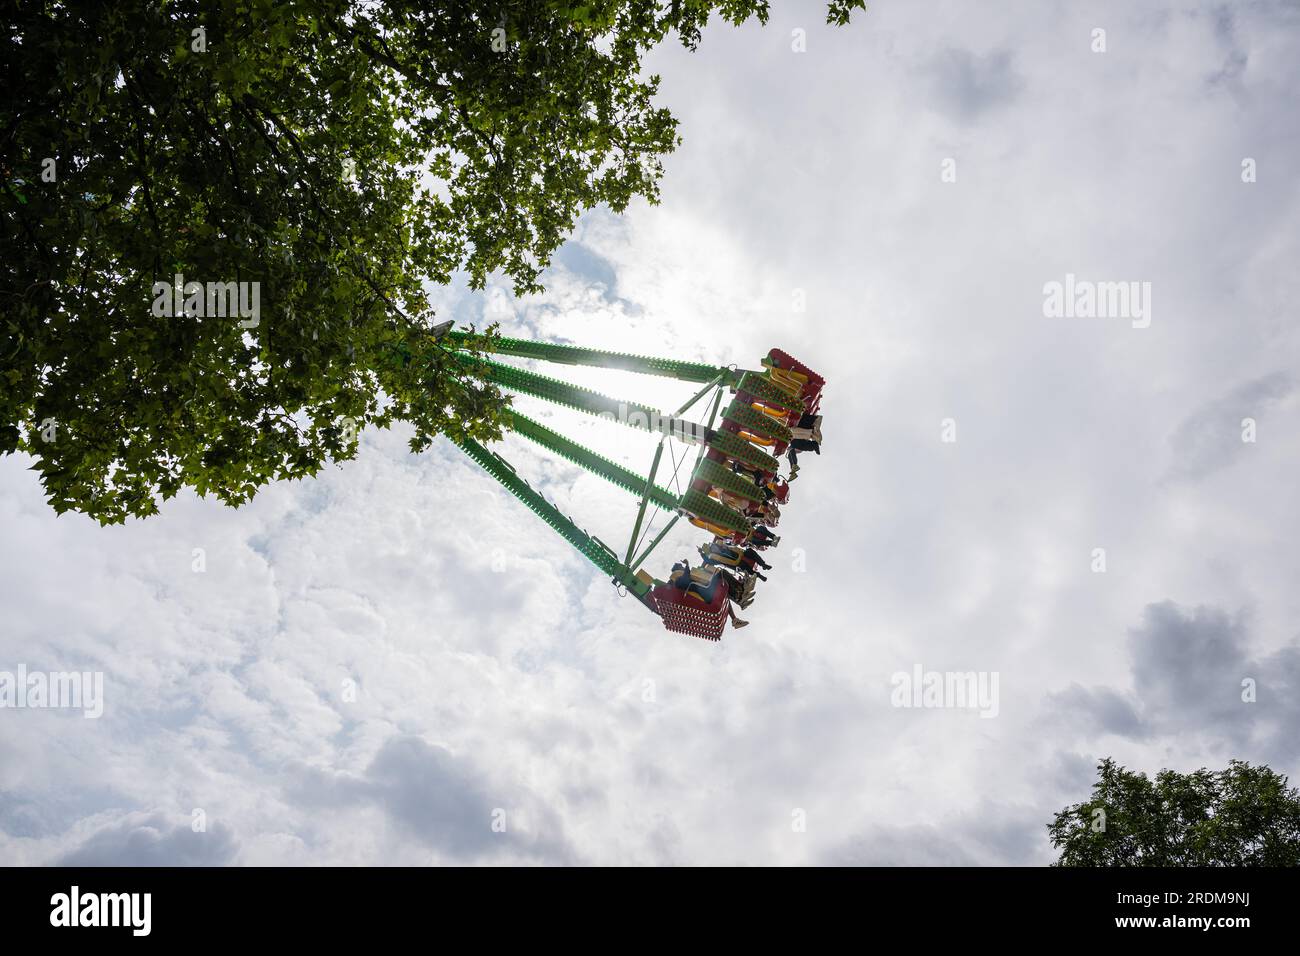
(625, 439), (666, 565)
(447, 330), (738, 385)
(453, 436), (654, 601)
(505, 411), (679, 512)
(456, 354), (710, 444)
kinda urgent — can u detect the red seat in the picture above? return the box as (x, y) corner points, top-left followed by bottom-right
(651, 583), (728, 641)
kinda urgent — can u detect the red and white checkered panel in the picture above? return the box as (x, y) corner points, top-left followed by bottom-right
(652, 585), (728, 641)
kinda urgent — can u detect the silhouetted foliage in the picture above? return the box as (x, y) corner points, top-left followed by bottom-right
(1048, 758), (1300, 866)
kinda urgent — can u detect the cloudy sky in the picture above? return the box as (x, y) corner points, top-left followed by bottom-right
(3, 0), (1299, 865)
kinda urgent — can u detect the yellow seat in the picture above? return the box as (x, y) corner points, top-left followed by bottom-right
(688, 516), (737, 538)
(764, 363), (808, 392)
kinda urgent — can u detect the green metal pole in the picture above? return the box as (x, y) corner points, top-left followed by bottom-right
(691, 384), (727, 473)
(673, 372), (726, 418)
(631, 513), (681, 572)
(625, 439), (666, 565)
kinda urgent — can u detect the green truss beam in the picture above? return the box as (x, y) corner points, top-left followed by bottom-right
(456, 354), (709, 444)
(448, 330), (734, 385)
(453, 436), (653, 600)
(447, 333), (803, 415)
(505, 411), (679, 512)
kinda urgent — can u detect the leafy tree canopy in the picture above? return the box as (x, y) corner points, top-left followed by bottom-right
(2, 0), (864, 523)
(1048, 758), (1300, 866)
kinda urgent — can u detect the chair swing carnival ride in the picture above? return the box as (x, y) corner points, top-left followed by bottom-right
(441, 329), (825, 641)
